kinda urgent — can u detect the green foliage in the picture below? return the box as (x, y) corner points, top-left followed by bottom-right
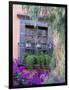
(24, 51), (53, 70)
(25, 55), (35, 70)
(49, 54), (56, 69)
(60, 64), (65, 78)
(44, 54), (51, 68)
(37, 51), (45, 69)
(22, 5), (41, 20)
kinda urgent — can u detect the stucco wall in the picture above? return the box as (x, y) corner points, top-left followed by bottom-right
(13, 5), (24, 60)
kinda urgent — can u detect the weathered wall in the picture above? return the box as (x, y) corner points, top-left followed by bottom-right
(13, 5), (24, 60)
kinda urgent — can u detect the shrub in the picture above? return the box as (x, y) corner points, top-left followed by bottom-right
(44, 54), (51, 69)
(37, 51), (51, 69)
(24, 51), (52, 70)
(38, 52), (46, 69)
(25, 55), (35, 70)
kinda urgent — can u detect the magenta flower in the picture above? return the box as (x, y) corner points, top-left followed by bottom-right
(13, 59), (50, 86)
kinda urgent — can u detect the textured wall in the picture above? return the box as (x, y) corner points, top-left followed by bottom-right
(13, 5), (24, 60)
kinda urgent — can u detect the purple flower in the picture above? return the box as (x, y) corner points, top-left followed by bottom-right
(13, 62), (19, 74)
(13, 59), (50, 86)
(13, 59), (27, 74)
(15, 59), (22, 65)
(19, 66), (26, 72)
(32, 77), (42, 84)
(21, 72), (31, 79)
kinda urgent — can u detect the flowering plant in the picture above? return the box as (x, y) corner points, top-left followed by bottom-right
(13, 59), (49, 86)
